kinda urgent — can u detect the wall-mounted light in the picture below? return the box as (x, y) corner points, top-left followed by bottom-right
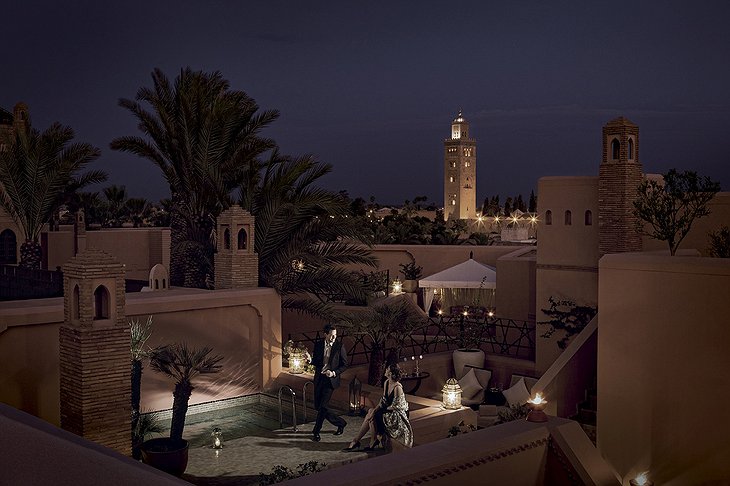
(629, 472), (653, 486)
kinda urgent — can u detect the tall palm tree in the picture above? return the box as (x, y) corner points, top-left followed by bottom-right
(111, 67), (278, 288)
(243, 150), (377, 317)
(125, 197), (151, 227)
(103, 184), (128, 227)
(0, 117), (103, 268)
(149, 343), (223, 443)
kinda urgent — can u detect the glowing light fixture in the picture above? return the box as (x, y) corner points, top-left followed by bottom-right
(289, 351), (305, 374)
(211, 427), (223, 449)
(392, 278), (403, 294)
(487, 310), (494, 318)
(442, 378), (462, 409)
(526, 393), (548, 422)
(629, 473), (653, 486)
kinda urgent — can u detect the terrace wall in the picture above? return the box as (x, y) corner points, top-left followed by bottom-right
(0, 287), (281, 425)
(598, 253), (730, 485)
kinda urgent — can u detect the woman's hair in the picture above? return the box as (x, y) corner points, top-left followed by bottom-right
(387, 363), (403, 382)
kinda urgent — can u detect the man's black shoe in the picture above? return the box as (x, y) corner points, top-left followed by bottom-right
(311, 434), (321, 442)
(334, 425), (346, 436)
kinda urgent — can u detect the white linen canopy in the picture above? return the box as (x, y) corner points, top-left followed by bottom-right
(418, 258), (496, 313)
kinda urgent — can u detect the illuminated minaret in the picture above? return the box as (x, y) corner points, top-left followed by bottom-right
(443, 111), (477, 220)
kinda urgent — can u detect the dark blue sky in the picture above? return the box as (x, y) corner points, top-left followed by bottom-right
(2, 1), (729, 206)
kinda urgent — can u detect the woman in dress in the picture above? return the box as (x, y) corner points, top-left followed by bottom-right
(343, 363), (413, 452)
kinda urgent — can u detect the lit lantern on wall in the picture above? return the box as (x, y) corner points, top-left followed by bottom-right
(526, 393), (548, 423)
(348, 377), (362, 416)
(289, 350), (305, 374)
(211, 427), (223, 449)
(442, 378), (462, 409)
(391, 278), (403, 294)
(629, 472), (653, 486)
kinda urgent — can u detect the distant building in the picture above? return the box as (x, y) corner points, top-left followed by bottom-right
(443, 111), (476, 220)
(0, 102), (29, 265)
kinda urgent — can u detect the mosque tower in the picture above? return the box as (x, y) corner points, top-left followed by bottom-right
(443, 111), (477, 220)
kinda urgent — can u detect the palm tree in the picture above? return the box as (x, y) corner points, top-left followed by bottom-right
(149, 343), (223, 442)
(111, 67), (278, 288)
(103, 184), (128, 227)
(125, 197), (151, 227)
(0, 117), (103, 268)
(243, 150), (377, 317)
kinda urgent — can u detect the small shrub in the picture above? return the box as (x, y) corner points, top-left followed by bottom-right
(259, 461), (327, 485)
(497, 403), (530, 424)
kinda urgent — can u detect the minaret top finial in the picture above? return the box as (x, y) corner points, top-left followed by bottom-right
(454, 110), (465, 123)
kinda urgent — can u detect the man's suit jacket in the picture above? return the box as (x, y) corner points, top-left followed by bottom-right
(311, 337), (348, 389)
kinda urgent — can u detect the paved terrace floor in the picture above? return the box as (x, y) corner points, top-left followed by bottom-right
(166, 401), (378, 485)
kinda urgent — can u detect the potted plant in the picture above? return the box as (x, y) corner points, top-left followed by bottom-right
(140, 343), (223, 476)
(399, 261), (423, 293)
(130, 315), (153, 460)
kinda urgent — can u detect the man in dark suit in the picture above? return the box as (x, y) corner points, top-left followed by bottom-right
(307, 323), (348, 442)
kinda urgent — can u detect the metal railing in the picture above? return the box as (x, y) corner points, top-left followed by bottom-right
(277, 385), (298, 431)
(302, 380), (314, 424)
(288, 314), (536, 367)
(0, 264), (63, 301)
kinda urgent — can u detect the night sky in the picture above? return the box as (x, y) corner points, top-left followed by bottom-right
(2, 1), (729, 206)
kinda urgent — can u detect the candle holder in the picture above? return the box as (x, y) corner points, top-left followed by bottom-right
(526, 393), (548, 423)
(211, 427), (223, 449)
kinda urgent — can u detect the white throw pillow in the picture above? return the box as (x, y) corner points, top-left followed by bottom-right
(458, 367), (484, 401)
(502, 377), (530, 406)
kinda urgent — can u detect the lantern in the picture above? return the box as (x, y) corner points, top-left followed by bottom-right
(526, 393), (548, 423)
(289, 350), (305, 374)
(391, 278), (403, 294)
(442, 378), (462, 409)
(211, 427), (223, 449)
(348, 377), (362, 416)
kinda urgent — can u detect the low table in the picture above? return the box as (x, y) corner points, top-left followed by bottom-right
(401, 371), (430, 395)
(485, 387), (506, 406)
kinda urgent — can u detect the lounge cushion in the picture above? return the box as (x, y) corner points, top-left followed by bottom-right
(458, 367), (484, 401)
(502, 377), (530, 406)
(464, 365), (492, 390)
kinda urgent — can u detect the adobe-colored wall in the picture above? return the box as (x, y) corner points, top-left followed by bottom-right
(496, 247), (537, 322)
(536, 176), (599, 373)
(46, 227), (171, 280)
(370, 244), (523, 283)
(598, 253), (730, 485)
(0, 287), (282, 425)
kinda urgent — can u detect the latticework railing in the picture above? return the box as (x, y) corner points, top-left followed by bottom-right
(287, 314), (535, 367)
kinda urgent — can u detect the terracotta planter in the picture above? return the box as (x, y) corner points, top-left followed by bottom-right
(140, 438), (189, 476)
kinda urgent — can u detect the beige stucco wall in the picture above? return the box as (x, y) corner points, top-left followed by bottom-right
(598, 253), (730, 485)
(496, 247), (537, 321)
(535, 176), (599, 372)
(46, 227), (171, 280)
(0, 287), (282, 425)
(370, 244), (523, 283)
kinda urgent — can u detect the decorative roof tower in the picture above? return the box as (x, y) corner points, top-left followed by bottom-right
(444, 111), (477, 220)
(598, 117), (643, 254)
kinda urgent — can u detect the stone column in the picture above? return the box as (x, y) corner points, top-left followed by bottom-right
(60, 248), (130, 455)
